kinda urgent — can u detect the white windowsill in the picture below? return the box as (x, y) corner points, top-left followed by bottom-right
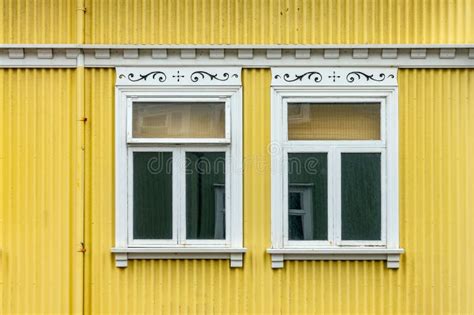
(267, 248), (404, 269)
(112, 247), (247, 268)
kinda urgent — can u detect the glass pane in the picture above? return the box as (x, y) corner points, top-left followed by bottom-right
(133, 152), (173, 239)
(133, 102), (225, 138)
(341, 153), (381, 240)
(289, 216), (304, 240)
(289, 192), (302, 209)
(186, 152), (226, 240)
(288, 103), (380, 140)
(288, 153), (328, 240)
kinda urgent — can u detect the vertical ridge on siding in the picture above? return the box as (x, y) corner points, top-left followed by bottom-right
(0, 69), (78, 314)
(82, 0), (473, 44)
(83, 69), (474, 314)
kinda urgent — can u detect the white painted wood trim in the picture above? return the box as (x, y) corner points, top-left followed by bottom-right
(115, 88), (128, 249)
(267, 248), (404, 254)
(272, 67), (397, 86)
(112, 247), (247, 253)
(1, 45), (473, 68)
(270, 70), (401, 269)
(114, 67), (244, 268)
(270, 89), (284, 249)
(116, 67), (241, 86)
(112, 247), (246, 268)
(267, 248), (404, 269)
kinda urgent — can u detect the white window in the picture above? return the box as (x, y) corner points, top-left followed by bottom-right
(269, 68), (404, 268)
(112, 67), (244, 268)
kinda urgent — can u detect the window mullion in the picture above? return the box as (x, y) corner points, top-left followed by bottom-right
(333, 148), (342, 245)
(176, 147), (186, 245)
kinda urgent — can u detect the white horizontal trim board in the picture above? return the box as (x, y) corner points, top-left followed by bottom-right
(267, 248), (404, 269)
(112, 247), (247, 267)
(267, 248), (404, 254)
(1, 45), (473, 68)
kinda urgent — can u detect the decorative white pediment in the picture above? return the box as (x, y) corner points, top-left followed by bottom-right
(272, 67), (397, 86)
(116, 67), (241, 86)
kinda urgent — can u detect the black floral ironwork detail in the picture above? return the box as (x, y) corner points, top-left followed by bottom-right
(274, 71), (323, 83)
(118, 71), (167, 82)
(190, 71), (238, 82)
(346, 71), (395, 83)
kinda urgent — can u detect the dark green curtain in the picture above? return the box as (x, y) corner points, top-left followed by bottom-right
(341, 153), (381, 240)
(186, 152), (226, 239)
(133, 152), (173, 239)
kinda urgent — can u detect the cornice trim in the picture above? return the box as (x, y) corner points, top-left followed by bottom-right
(1, 44), (473, 68)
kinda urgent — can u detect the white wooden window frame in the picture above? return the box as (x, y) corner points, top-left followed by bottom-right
(112, 67), (245, 268)
(269, 67), (404, 269)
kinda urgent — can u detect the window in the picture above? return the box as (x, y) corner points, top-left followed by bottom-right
(113, 67), (244, 267)
(269, 68), (403, 268)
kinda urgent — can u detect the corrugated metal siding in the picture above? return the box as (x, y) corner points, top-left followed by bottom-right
(398, 69), (474, 314)
(84, 68), (474, 314)
(85, 0), (473, 44)
(1, 0), (472, 44)
(0, 69), (82, 314)
(0, 0), (77, 44)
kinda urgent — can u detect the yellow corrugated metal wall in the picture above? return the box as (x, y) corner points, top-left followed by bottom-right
(1, 1), (474, 314)
(1, 0), (473, 44)
(85, 0), (474, 44)
(0, 69), (83, 314)
(0, 0), (77, 43)
(82, 68), (474, 314)
(2, 68), (473, 314)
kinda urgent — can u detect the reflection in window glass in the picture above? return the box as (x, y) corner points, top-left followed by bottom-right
(186, 152), (226, 239)
(288, 153), (328, 240)
(341, 153), (381, 240)
(133, 152), (173, 239)
(133, 102), (225, 138)
(288, 103), (380, 140)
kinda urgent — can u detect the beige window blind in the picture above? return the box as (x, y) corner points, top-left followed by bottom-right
(133, 102), (225, 138)
(287, 103), (381, 140)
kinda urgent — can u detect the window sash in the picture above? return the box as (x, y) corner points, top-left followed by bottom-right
(127, 97), (231, 144)
(127, 146), (231, 247)
(283, 148), (333, 247)
(282, 146), (387, 248)
(281, 97), (388, 248)
(334, 147), (387, 246)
